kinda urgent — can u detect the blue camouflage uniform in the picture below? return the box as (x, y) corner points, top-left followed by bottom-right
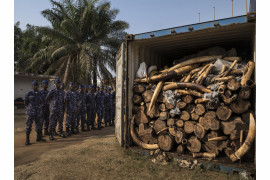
(24, 87), (43, 135)
(96, 88), (105, 129)
(64, 88), (77, 130)
(75, 89), (81, 128)
(111, 91), (116, 125)
(46, 84), (63, 132)
(56, 83), (65, 132)
(86, 85), (96, 128)
(40, 80), (50, 131)
(78, 85), (87, 129)
(104, 89), (113, 126)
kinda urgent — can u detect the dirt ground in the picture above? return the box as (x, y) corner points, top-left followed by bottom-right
(14, 109), (243, 180)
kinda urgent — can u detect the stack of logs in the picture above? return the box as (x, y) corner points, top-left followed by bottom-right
(131, 56), (255, 163)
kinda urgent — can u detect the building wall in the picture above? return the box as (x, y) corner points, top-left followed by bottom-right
(14, 76), (54, 100)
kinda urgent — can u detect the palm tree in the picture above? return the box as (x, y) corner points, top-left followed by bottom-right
(29, 0), (128, 85)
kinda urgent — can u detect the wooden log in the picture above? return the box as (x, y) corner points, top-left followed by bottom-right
(159, 103), (168, 112)
(186, 104), (196, 113)
(165, 101), (174, 110)
(175, 120), (184, 128)
(163, 82), (212, 93)
(192, 152), (216, 158)
(206, 99), (220, 110)
(239, 87), (251, 99)
(221, 93), (237, 105)
(183, 95), (193, 104)
(187, 137), (202, 153)
(175, 89), (203, 97)
(158, 134), (175, 151)
(142, 90), (153, 103)
(177, 144), (185, 154)
(227, 79), (240, 91)
(146, 103), (160, 118)
(216, 106), (232, 121)
(167, 118), (175, 126)
(180, 111), (190, 121)
(161, 55), (221, 73)
(209, 118), (220, 131)
(202, 142), (219, 156)
(222, 60), (238, 77)
(199, 117), (210, 131)
(191, 113), (199, 121)
(241, 61), (255, 86)
(195, 104), (205, 115)
(147, 81), (164, 114)
(153, 120), (167, 134)
(230, 99), (251, 114)
(132, 105), (139, 114)
(204, 111), (217, 119)
(159, 112), (168, 120)
(200, 115), (220, 131)
(217, 84), (227, 94)
(133, 84), (146, 94)
(194, 123), (205, 139)
(215, 76), (235, 82)
(133, 95), (143, 105)
(221, 117), (248, 140)
(134, 105), (149, 125)
(177, 101), (187, 109)
(138, 134), (158, 144)
(184, 121), (194, 134)
(169, 126), (176, 136)
(195, 98), (210, 104)
(157, 93), (164, 102)
(229, 68), (244, 75)
(175, 128), (185, 144)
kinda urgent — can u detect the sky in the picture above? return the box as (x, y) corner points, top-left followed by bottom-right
(15, 0), (250, 34)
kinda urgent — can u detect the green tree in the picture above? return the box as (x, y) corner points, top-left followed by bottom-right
(30, 0), (128, 85)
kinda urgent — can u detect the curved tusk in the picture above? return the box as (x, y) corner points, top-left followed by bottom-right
(130, 115), (159, 150)
(230, 113), (256, 162)
(208, 136), (228, 141)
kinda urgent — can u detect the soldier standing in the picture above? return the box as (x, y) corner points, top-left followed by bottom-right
(104, 87), (112, 127)
(78, 85), (87, 131)
(86, 85), (96, 130)
(74, 84), (80, 134)
(64, 82), (77, 136)
(40, 80), (50, 135)
(56, 82), (66, 135)
(24, 80), (46, 145)
(46, 78), (65, 140)
(111, 90), (116, 126)
(95, 86), (105, 130)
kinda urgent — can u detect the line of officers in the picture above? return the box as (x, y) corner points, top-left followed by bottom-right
(24, 78), (116, 145)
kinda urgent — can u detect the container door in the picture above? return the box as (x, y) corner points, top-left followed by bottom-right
(115, 42), (126, 146)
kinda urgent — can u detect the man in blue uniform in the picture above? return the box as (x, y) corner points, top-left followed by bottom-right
(78, 85), (87, 132)
(104, 87), (112, 127)
(56, 82), (66, 135)
(111, 90), (116, 126)
(24, 80), (46, 145)
(40, 80), (50, 135)
(64, 82), (77, 136)
(95, 86), (105, 130)
(74, 84), (80, 134)
(46, 78), (65, 140)
(86, 85), (96, 130)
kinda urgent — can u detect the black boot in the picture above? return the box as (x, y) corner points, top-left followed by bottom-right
(86, 125), (90, 131)
(53, 129), (58, 136)
(36, 131), (46, 142)
(81, 125), (86, 132)
(91, 126), (97, 130)
(49, 130), (54, 140)
(66, 128), (71, 136)
(25, 133), (30, 145)
(44, 129), (49, 135)
(58, 130), (66, 138)
(71, 127), (75, 134)
(76, 127), (80, 134)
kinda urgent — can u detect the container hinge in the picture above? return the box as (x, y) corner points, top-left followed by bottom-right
(126, 34), (134, 41)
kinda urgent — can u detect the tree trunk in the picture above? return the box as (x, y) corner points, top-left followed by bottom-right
(93, 57), (97, 87)
(63, 55), (71, 85)
(158, 134), (175, 151)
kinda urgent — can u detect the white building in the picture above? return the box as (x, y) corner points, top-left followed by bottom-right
(14, 72), (57, 100)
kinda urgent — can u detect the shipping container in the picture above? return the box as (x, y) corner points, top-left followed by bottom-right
(115, 12), (256, 173)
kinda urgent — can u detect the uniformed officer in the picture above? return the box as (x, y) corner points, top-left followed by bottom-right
(56, 82), (66, 135)
(86, 85), (96, 130)
(40, 80), (50, 135)
(111, 89), (116, 126)
(95, 86), (105, 130)
(78, 85), (87, 131)
(24, 80), (46, 145)
(104, 87), (112, 127)
(74, 84), (80, 134)
(64, 82), (77, 136)
(46, 78), (65, 140)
